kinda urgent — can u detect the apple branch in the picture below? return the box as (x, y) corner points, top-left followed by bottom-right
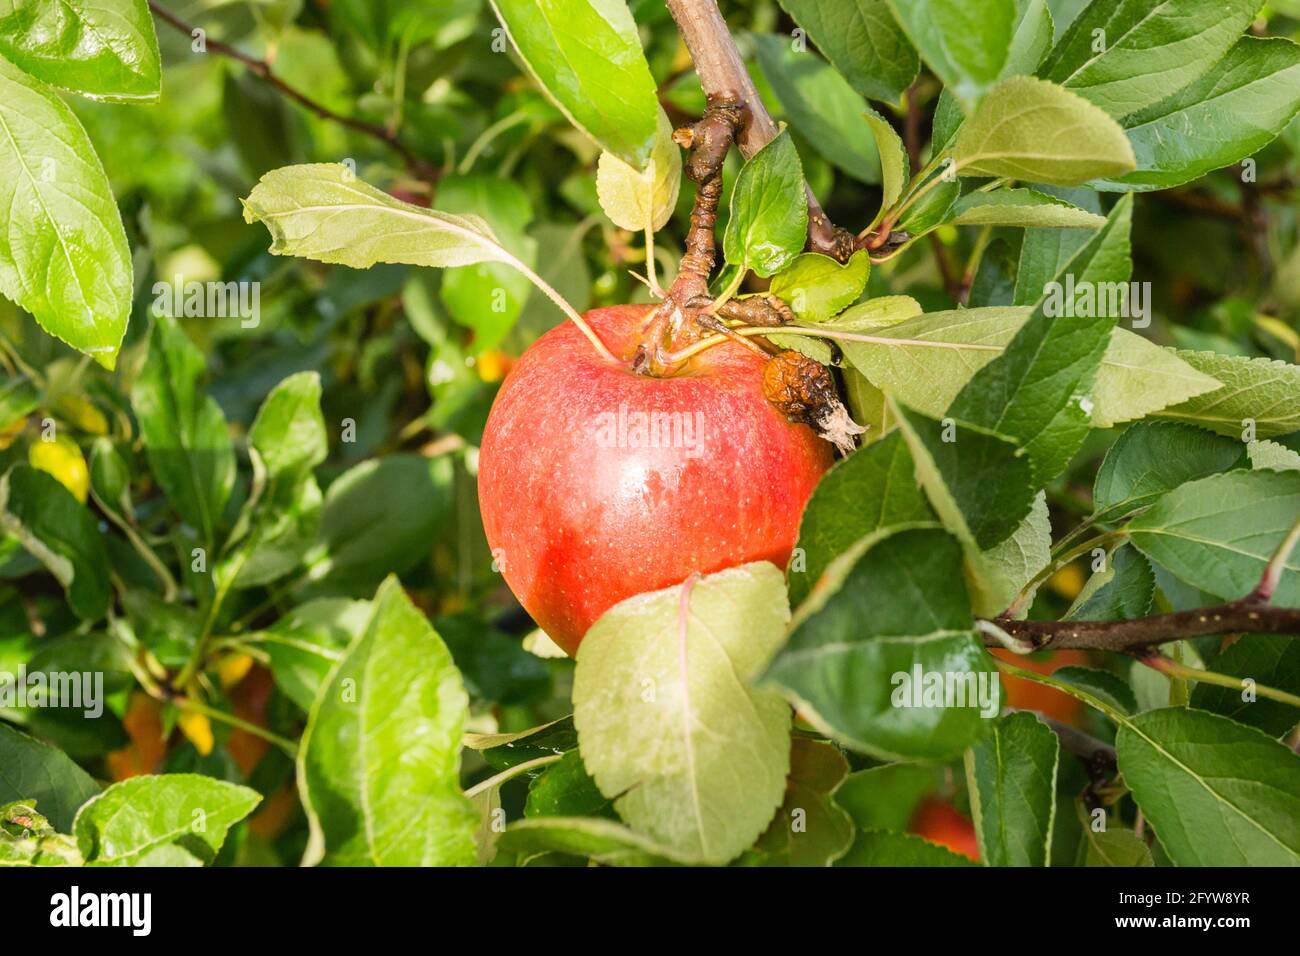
(662, 0), (863, 261)
(147, 1), (440, 182)
(987, 517), (1300, 652)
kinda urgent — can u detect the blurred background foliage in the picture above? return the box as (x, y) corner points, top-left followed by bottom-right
(2, 0), (1299, 865)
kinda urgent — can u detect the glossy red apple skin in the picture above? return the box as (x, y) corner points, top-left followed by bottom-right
(478, 305), (833, 655)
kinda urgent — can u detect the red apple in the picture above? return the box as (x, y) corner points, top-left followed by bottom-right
(478, 304), (833, 655)
(910, 797), (980, 861)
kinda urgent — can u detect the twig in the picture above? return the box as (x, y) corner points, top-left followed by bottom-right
(988, 522), (1300, 652)
(147, 1), (440, 181)
(663, 0), (861, 261)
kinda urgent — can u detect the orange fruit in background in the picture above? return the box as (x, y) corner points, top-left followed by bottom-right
(227, 665), (275, 775)
(910, 797), (979, 861)
(992, 648), (1090, 725)
(106, 692), (166, 780)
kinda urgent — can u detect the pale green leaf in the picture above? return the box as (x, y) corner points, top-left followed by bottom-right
(573, 562), (792, 864)
(596, 109), (682, 232)
(298, 577), (477, 866)
(951, 76), (1136, 185)
(965, 711), (1059, 866)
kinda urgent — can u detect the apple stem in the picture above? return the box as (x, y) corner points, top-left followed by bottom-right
(502, 250), (619, 364)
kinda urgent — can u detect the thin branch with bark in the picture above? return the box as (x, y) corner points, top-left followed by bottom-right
(663, 0), (862, 261)
(986, 518), (1300, 652)
(148, 1), (440, 182)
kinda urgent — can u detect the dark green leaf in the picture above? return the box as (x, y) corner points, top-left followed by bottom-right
(787, 431), (934, 608)
(0, 466), (109, 620)
(1191, 636), (1300, 737)
(777, 0), (919, 104)
(722, 130), (808, 277)
(1037, 0), (1261, 118)
(0, 722), (99, 833)
(524, 750), (616, 820)
(1092, 421), (1247, 522)
(948, 196), (1133, 483)
(131, 316), (235, 547)
(1116, 707), (1300, 866)
(1127, 470), (1300, 605)
(965, 711), (1059, 866)
(752, 34), (882, 184)
(837, 828), (978, 866)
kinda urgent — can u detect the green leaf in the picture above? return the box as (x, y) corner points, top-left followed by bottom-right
(1081, 825), (1154, 866)
(739, 738), (855, 866)
(950, 76), (1136, 185)
(0, 722), (99, 833)
(886, 0), (1018, 108)
(836, 307), (1219, 429)
(1251, 440), (1300, 473)
(1013, 189), (1102, 304)
(892, 402), (1036, 551)
(966, 491), (1052, 618)
(722, 129), (809, 278)
(473, 715), (578, 770)
(752, 34), (882, 184)
(243, 164), (534, 274)
(1191, 636), (1300, 737)
(88, 438), (131, 521)
(769, 251), (870, 324)
(777, 0), (919, 104)
(308, 454), (453, 593)
(573, 562), (793, 864)
(1155, 351), (1300, 439)
(436, 173), (536, 351)
(1065, 545), (1154, 624)
(965, 711), (1059, 866)
(298, 577), (477, 866)
(864, 107), (910, 224)
(223, 371), (330, 588)
(0, 55), (132, 369)
(498, 817), (691, 866)
(838, 828), (979, 866)
(0, 375), (37, 425)
(1116, 707), (1300, 866)
(787, 431), (934, 608)
(1037, 0), (1261, 118)
(249, 371), (329, 490)
(1092, 421), (1246, 522)
(595, 109), (682, 232)
(0, 0), (161, 101)
(73, 774), (259, 865)
(833, 762), (936, 831)
(1127, 470), (1300, 605)
(524, 750), (616, 819)
(487, 0), (660, 167)
(0, 465), (109, 620)
(1096, 38), (1300, 191)
(257, 598), (371, 711)
(131, 315), (235, 548)
(768, 527), (999, 761)
(0, 799), (83, 866)
(1053, 665), (1139, 715)
(948, 196), (1132, 482)
(947, 189), (1106, 228)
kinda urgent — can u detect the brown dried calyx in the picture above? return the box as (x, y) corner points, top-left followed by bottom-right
(762, 350), (866, 455)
